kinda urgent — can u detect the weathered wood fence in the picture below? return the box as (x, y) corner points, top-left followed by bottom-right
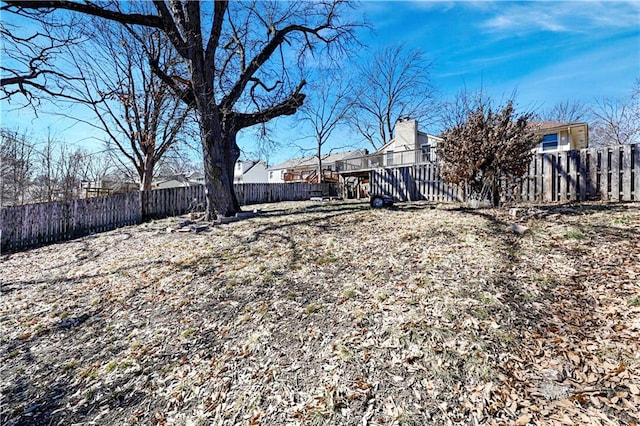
(1, 182), (337, 253)
(370, 144), (640, 204)
(370, 163), (462, 202)
(514, 144), (639, 202)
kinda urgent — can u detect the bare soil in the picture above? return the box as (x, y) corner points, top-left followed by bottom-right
(1, 200), (639, 426)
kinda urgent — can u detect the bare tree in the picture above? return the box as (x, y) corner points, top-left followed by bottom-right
(0, 13), (84, 106)
(3, 1), (358, 219)
(350, 44), (438, 150)
(590, 84), (640, 146)
(61, 17), (192, 191)
(437, 93), (539, 206)
(541, 100), (590, 123)
(0, 128), (36, 206)
(295, 69), (354, 183)
(30, 134), (87, 202)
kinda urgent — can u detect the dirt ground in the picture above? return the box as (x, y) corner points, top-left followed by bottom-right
(1, 200), (639, 426)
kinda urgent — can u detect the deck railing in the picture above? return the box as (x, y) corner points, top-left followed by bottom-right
(336, 148), (435, 173)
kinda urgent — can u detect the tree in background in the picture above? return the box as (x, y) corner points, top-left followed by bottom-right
(541, 100), (590, 124)
(295, 69), (354, 183)
(437, 94), (539, 206)
(350, 44), (438, 150)
(63, 17), (192, 191)
(590, 80), (640, 146)
(30, 133), (87, 202)
(0, 128), (35, 206)
(0, 12), (85, 106)
(1, 128), (120, 205)
(3, 1), (358, 219)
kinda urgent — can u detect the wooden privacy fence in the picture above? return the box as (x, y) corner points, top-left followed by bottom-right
(1, 182), (337, 252)
(370, 163), (463, 202)
(513, 144), (639, 203)
(369, 143), (640, 204)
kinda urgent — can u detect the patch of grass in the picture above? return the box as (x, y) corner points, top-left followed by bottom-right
(472, 306), (490, 320)
(463, 354), (496, 383)
(375, 290), (389, 302)
(628, 296), (640, 307)
(477, 294), (495, 305)
(610, 217), (629, 225)
(342, 287), (357, 299)
(565, 229), (586, 240)
(305, 304), (320, 315)
(118, 359), (134, 370)
(334, 344), (353, 363)
(491, 329), (516, 346)
(105, 361), (118, 372)
(79, 366), (99, 380)
(534, 275), (560, 289)
(182, 328), (196, 338)
(286, 291), (297, 300)
(316, 255), (339, 265)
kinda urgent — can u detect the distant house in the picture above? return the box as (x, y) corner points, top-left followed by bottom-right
(267, 150), (366, 183)
(375, 118), (443, 166)
(81, 176), (138, 197)
(234, 160), (269, 184)
(152, 172), (204, 190)
(532, 122), (589, 152)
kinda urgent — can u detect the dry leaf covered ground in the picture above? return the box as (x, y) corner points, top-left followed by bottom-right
(1, 200), (639, 426)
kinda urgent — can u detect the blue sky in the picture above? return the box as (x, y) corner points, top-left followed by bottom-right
(361, 1), (639, 107)
(2, 1), (639, 167)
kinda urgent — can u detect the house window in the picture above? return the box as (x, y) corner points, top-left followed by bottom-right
(541, 134), (558, 151)
(420, 144), (431, 162)
(269, 171), (274, 179)
(386, 150), (394, 166)
(326, 165), (332, 171)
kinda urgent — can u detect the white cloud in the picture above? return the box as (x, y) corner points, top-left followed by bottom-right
(479, 1), (640, 36)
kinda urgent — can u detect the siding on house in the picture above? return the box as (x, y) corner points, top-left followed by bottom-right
(376, 119), (442, 166)
(234, 160), (269, 183)
(533, 122), (589, 153)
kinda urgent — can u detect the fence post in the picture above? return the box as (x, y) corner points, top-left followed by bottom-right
(635, 145), (640, 201)
(610, 147), (620, 201)
(622, 144), (632, 201)
(579, 149), (588, 201)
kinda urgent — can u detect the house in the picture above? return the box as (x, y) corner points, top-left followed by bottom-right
(375, 118), (443, 166)
(81, 177), (138, 197)
(532, 122), (589, 152)
(152, 172), (203, 189)
(234, 160), (269, 183)
(267, 150), (366, 183)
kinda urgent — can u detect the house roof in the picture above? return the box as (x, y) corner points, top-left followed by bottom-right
(268, 150), (365, 171)
(530, 121), (588, 134)
(236, 160), (258, 173)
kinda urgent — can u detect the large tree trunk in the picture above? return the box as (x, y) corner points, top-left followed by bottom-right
(199, 121), (240, 220)
(223, 130), (242, 213)
(140, 152), (154, 192)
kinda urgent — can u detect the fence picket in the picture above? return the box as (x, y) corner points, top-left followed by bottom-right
(635, 145), (640, 201)
(610, 147), (620, 201)
(622, 144), (632, 201)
